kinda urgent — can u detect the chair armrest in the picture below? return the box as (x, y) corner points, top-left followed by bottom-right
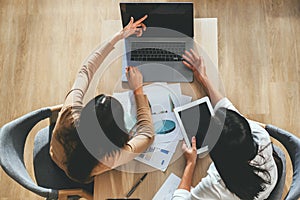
(0, 107), (58, 199)
(58, 189), (93, 200)
(50, 104), (63, 112)
(49, 104), (63, 124)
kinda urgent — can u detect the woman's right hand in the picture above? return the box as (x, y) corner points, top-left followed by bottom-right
(182, 136), (197, 166)
(182, 49), (208, 83)
(118, 15), (147, 39)
(126, 66), (144, 94)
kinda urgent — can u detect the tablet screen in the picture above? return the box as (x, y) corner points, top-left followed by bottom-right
(178, 102), (211, 149)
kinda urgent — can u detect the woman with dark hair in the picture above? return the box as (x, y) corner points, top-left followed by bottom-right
(50, 15), (154, 183)
(172, 50), (278, 199)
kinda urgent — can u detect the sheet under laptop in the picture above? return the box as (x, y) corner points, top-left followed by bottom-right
(120, 2), (194, 82)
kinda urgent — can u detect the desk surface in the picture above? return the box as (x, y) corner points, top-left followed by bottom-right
(93, 18), (218, 200)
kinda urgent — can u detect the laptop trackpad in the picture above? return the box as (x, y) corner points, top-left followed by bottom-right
(138, 63), (176, 82)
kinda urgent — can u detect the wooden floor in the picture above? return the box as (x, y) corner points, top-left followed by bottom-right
(0, 0), (299, 199)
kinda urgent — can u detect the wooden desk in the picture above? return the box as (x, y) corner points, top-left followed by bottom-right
(93, 18), (218, 200)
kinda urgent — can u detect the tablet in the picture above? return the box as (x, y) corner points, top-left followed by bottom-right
(174, 96), (214, 154)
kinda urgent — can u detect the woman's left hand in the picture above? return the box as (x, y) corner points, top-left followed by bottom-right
(118, 15), (147, 39)
(126, 66), (143, 94)
(182, 136), (197, 166)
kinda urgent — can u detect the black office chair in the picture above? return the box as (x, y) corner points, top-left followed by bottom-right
(263, 124), (300, 200)
(0, 106), (93, 200)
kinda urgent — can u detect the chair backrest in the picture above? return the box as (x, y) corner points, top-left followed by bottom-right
(266, 144), (286, 200)
(266, 124), (300, 200)
(0, 108), (58, 199)
(33, 125), (94, 194)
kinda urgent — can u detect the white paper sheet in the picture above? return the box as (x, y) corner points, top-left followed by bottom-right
(152, 112), (183, 143)
(166, 83), (182, 108)
(180, 95), (193, 106)
(113, 91), (137, 131)
(113, 83), (192, 171)
(152, 173), (181, 200)
(144, 83), (172, 113)
(135, 145), (175, 171)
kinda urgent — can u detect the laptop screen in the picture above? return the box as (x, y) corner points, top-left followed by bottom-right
(120, 2), (194, 38)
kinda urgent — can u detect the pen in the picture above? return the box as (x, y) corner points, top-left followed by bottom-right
(126, 173), (148, 197)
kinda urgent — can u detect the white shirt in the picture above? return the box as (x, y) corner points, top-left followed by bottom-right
(172, 98), (278, 200)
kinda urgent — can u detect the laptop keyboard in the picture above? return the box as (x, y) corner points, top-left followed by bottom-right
(130, 42), (185, 62)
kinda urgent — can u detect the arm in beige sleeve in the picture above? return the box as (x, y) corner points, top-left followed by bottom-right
(101, 94), (155, 169)
(127, 94), (155, 153)
(63, 41), (115, 108)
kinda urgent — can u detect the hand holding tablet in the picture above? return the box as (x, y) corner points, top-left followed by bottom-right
(174, 96), (214, 154)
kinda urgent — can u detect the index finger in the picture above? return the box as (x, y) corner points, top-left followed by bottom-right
(190, 49), (199, 60)
(134, 67), (141, 73)
(191, 136), (197, 150)
(183, 60), (194, 71)
(184, 50), (195, 62)
(133, 15), (148, 25)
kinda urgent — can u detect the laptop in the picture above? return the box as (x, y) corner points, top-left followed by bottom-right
(120, 2), (194, 82)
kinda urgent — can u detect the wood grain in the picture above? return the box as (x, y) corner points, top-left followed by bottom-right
(0, 0), (299, 199)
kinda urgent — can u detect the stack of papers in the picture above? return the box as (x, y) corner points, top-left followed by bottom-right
(113, 83), (192, 171)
